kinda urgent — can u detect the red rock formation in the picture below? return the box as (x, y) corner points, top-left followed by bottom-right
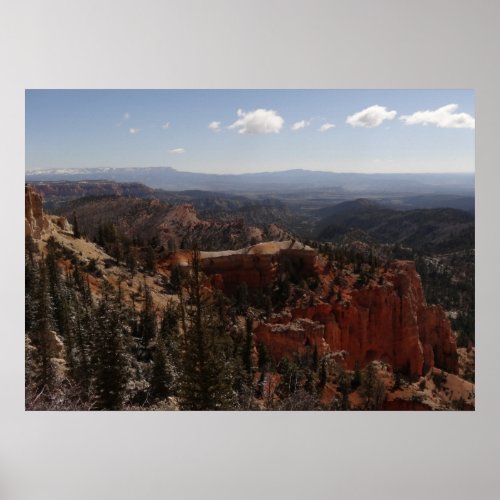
(25, 185), (48, 239)
(201, 253), (279, 291)
(198, 241), (317, 293)
(254, 261), (458, 378)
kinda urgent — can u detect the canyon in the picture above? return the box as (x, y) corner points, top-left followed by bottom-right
(24, 184), (470, 410)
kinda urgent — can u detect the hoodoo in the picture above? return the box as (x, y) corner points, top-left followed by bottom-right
(254, 261), (458, 378)
(25, 185), (48, 239)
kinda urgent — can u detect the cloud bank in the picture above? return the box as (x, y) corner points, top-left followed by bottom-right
(229, 108), (284, 134)
(400, 104), (475, 129)
(169, 148), (185, 154)
(346, 105), (397, 128)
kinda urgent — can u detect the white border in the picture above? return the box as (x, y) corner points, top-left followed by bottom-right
(1, 1), (499, 499)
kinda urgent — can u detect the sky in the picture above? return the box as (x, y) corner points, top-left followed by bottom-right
(25, 89), (475, 174)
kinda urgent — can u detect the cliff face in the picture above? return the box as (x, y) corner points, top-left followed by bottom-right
(199, 242), (317, 292)
(25, 185), (48, 239)
(254, 261), (458, 378)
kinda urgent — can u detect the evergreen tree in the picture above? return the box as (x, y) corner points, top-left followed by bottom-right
(178, 249), (237, 410)
(25, 252), (39, 333)
(235, 282), (249, 314)
(72, 210), (81, 238)
(257, 341), (270, 373)
(150, 333), (173, 400)
(92, 290), (127, 410)
(241, 316), (254, 378)
(32, 261), (56, 393)
(145, 245), (156, 274)
(336, 365), (351, 410)
(45, 238), (66, 337)
(352, 360), (362, 389)
(312, 345), (319, 372)
(139, 285), (156, 347)
(68, 285), (93, 399)
(25, 234), (38, 264)
(169, 265), (183, 293)
(360, 362), (386, 410)
(318, 358), (328, 389)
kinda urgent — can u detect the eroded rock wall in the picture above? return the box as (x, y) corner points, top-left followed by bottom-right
(254, 261), (458, 377)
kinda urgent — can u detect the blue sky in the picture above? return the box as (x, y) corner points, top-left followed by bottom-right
(25, 89), (474, 174)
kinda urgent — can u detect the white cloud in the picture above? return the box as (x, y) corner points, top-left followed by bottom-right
(318, 123), (335, 132)
(400, 104), (475, 129)
(208, 121), (221, 132)
(123, 112), (130, 120)
(162, 122), (170, 129)
(346, 105), (397, 128)
(291, 120), (310, 131)
(169, 148), (185, 154)
(129, 127), (140, 134)
(228, 108), (284, 134)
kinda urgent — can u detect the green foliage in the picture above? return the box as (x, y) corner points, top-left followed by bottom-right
(72, 210), (81, 238)
(169, 265), (183, 293)
(178, 250), (237, 410)
(144, 245), (156, 274)
(335, 365), (351, 410)
(30, 260), (56, 393)
(150, 333), (174, 400)
(92, 291), (128, 410)
(234, 282), (249, 314)
(138, 285), (156, 347)
(352, 360), (362, 389)
(359, 362), (386, 410)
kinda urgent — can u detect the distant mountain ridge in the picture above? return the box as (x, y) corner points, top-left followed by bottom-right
(26, 166), (475, 195)
(28, 180), (295, 230)
(317, 199), (474, 253)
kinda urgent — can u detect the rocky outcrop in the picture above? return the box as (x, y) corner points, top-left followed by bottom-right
(199, 241), (317, 292)
(56, 196), (291, 253)
(254, 261), (458, 378)
(25, 185), (48, 239)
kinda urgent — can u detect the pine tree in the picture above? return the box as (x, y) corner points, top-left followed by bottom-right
(257, 341), (270, 373)
(318, 358), (328, 389)
(336, 365), (351, 410)
(25, 252), (39, 333)
(32, 261), (56, 393)
(72, 210), (81, 238)
(92, 290), (127, 410)
(235, 282), (249, 314)
(360, 362), (386, 410)
(68, 285), (93, 399)
(312, 345), (319, 371)
(150, 333), (173, 400)
(352, 360), (362, 389)
(45, 238), (66, 337)
(25, 234), (38, 264)
(178, 249), (237, 410)
(139, 284), (156, 347)
(242, 316), (254, 378)
(170, 265), (183, 293)
(145, 245), (156, 274)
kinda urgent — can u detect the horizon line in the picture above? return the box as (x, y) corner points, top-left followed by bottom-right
(25, 166), (476, 176)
